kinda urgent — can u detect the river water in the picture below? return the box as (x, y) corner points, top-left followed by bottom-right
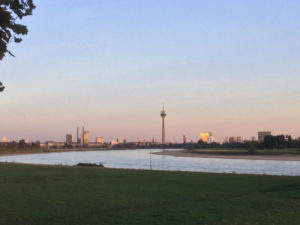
(0, 149), (300, 176)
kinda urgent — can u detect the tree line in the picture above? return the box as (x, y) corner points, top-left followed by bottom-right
(195, 135), (300, 150)
(0, 140), (40, 150)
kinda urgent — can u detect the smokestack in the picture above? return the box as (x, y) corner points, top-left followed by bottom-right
(82, 126), (85, 147)
(77, 127), (79, 143)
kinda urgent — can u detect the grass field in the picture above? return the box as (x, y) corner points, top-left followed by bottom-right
(0, 163), (300, 225)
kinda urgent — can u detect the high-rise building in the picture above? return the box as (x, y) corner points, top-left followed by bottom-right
(258, 131), (271, 142)
(66, 134), (73, 144)
(225, 136), (245, 143)
(229, 137), (237, 143)
(183, 135), (187, 144)
(81, 129), (89, 146)
(139, 139), (148, 146)
(160, 106), (167, 144)
(77, 127), (80, 143)
(117, 138), (123, 144)
(110, 140), (118, 146)
(200, 132), (213, 143)
(236, 136), (245, 143)
(96, 137), (104, 144)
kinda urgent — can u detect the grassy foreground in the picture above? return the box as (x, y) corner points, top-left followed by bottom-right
(0, 164), (299, 225)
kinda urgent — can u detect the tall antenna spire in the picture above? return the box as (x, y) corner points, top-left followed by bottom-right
(160, 105), (167, 144)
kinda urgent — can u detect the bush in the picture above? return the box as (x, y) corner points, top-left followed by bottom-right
(248, 143), (257, 155)
(76, 163), (104, 167)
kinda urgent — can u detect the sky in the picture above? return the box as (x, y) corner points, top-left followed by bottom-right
(1, 0), (300, 143)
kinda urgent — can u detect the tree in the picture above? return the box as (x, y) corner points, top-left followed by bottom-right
(0, 81), (4, 92)
(264, 135), (287, 149)
(248, 142), (257, 155)
(0, 0), (35, 59)
(18, 139), (27, 148)
(286, 135), (292, 148)
(264, 135), (274, 149)
(0, 0), (35, 91)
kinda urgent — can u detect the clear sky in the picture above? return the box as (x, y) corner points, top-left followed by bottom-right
(1, 0), (300, 142)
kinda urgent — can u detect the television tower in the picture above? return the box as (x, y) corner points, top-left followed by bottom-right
(160, 105), (167, 144)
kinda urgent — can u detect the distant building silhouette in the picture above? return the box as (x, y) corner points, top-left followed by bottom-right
(66, 134), (73, 144)
(110, 140), (118, 146)
(258, 131), (271, 142)
(183, 135), (187, 144)
(96, 137), (104, 144)
(200, 132), (214, 143)
(81, 127), (89, 146)
(225, 136), (245, 143)
(117, 138), (123, 144)
(77, 127), (80, 143)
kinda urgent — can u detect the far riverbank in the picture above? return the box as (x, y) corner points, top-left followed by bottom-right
(0, 148), (108, 157)
(0, 147), (175, 157)
(153, 149), (300, 161)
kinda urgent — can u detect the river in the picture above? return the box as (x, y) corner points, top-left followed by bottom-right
(0, 149), (299, 176)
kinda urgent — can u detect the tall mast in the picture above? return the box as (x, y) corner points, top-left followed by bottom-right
(160, 106), (167, 144)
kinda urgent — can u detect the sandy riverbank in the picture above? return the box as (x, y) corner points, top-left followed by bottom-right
(153, 150), (300, 161)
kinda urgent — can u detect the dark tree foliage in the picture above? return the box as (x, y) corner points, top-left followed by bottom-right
(286, 135), (292, 147)
(0, 140), (41, 150)
(0, 81), (4, 92)
(264, 135), (286, 149)
(195, 139), (253, 149)
(18, 139), (28, 148)
(0, 0), (35, 60)
(0, 0), (35, 92)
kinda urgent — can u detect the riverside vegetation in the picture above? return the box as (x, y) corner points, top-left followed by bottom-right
(0, 163), (299, 225)
(2, 134), (300, 156)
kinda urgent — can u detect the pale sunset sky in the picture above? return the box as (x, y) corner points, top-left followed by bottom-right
(1, 0), (300, 142)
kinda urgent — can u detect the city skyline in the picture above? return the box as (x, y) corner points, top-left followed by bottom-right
(0, 119), (295, 144)
(0, 103), (299, 143)
(1, 1), (300, 142)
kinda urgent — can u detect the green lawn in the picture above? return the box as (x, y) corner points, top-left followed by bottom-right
(0, 163), (299, 225)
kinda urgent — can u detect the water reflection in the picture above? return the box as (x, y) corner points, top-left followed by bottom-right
(0, 149), (300, 176)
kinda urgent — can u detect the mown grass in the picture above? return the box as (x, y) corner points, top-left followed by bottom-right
(0, 163), (299, 225)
